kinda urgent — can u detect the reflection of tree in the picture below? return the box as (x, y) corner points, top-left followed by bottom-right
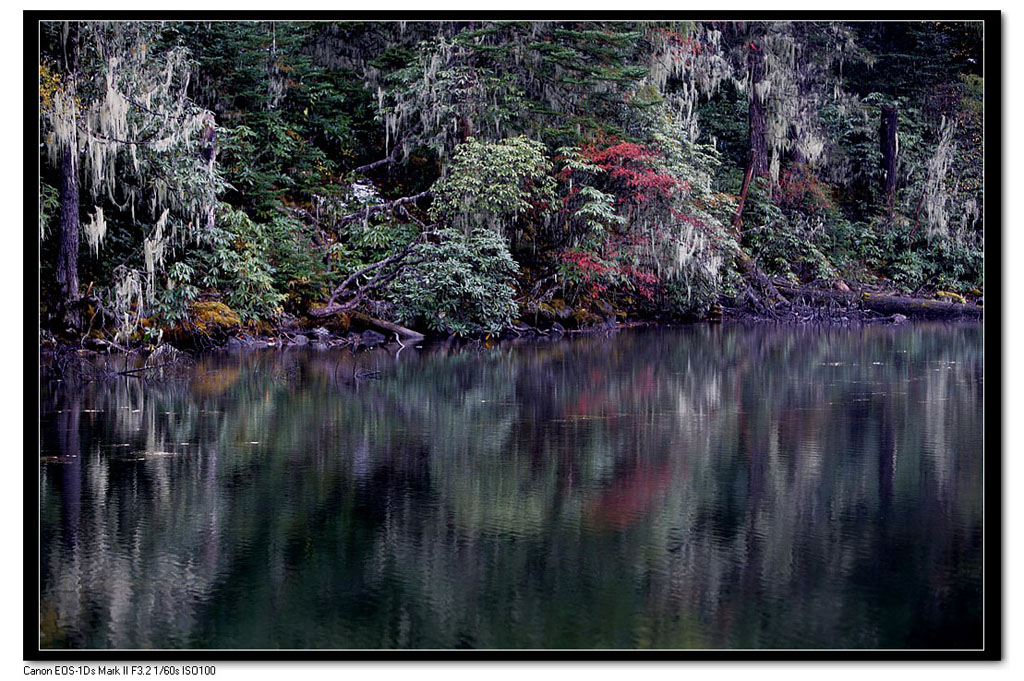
(40, 324), (983, 649)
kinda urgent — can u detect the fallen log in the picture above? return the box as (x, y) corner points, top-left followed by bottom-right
(347, 311), (425, 342)
(775, 284), (983, 320)
(309, 306), (425, 341)
(858, 291), (983, 320)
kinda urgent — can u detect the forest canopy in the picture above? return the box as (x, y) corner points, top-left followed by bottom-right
(37, 19), (986, 345)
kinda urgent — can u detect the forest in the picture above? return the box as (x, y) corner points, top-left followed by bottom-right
(37, 19), (986, 348)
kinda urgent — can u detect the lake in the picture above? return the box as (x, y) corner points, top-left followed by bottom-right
(38, 323), (985, 650)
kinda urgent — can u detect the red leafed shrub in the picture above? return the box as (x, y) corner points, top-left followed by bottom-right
(622, 266), (659, 300)
(582, 141), (686, 204)
(560, 248), (613, 278)
(776, 167), (834, 214)
(558, 247), (660, 301)
(648, 26), (714, 55)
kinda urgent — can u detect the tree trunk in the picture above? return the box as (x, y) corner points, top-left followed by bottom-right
(732, 43), (770, 231)
(55, 22), (81, 330)
(880, 104), (898, 215)
(748, 45), (770, 180)
(789, 123), (806, 166)
(731, 150), (756, 230)
(459, 111), (475, 142)
(56, 147), (80, 327)
(201, 114), (218, 229)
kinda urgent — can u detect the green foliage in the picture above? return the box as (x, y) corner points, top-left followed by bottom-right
(150, 262), (201, 325)
(37, 20), (986, 340)
(39, 181), (59, 239)
(193, 207), (287, 322)
(660, 275), (722, 317)
(388, 228), (520, 336)
(342, 215), (419, 264)
(383, 35), (527, 158)
(741, 180), (838, 283)
(746, 222), (839, 283)
(430, 136), (557, 237)
(378, 22), (652, 159)
(873, 224), (983, 293)
(173, 21), (372, 219)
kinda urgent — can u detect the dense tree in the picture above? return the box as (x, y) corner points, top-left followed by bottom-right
(37, 19), (987, 344)
(40, 21), (222, 338)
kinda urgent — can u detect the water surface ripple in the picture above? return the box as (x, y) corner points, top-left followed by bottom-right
(39, 323), (984, 649)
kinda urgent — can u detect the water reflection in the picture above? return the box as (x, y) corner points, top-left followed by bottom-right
(39, 323), (984, 649)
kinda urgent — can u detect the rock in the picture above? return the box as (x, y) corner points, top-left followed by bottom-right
(84, 337), (109, 350)
(575, 311), (603, 327)
(311, 327), (330, 340)
(361, 330), (388, 347)
(553, 299), (574, 320)
(550, 322), (566, 335)
(224, 337), (243, 350)
(891, 313), (908, 325)
(833, 279), (851, 292)
(290, 334), (309, 346)
(278, 314), (301, 331)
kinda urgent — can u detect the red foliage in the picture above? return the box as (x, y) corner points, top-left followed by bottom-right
(559, 246), (660, 301)
(776, 166), (834, 213)
(581, 141), (686, 204)
(560, 249), (613, 278)
(648, 26), (715, 56)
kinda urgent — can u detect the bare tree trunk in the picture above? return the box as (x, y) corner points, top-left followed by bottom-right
(732, 150), (756, 230)
(748, 45), (770, 180)
(459, 111), (475, 142)
(732, 43), (770, 231)
(55, 22), (81, 330)
(56, 147), (80, 328)
(880, 104), (898, 217)
(201, 114), (218, 229)
(728, 43), (785, 311)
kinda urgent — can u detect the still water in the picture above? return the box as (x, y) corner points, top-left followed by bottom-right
(39, 323), (984, 649)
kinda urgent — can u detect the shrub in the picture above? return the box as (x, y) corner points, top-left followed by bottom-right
(429, 136), (557, 237)
(387, 228), (520, 336)
(194, 206), (286, 322)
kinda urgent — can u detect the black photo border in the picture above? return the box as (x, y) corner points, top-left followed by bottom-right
(23, 8), (1003, 662)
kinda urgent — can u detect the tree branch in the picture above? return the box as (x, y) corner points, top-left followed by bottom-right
(352, 142), (404, 174)
(311, 233), (427, 317)
(334, 190), (433, 227)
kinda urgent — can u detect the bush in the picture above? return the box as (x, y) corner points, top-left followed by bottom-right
(429, 136), (556, 238)
(387, 227), (520, 336)
(194, 206), (286, 322)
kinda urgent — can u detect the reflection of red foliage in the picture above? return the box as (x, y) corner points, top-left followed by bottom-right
(585, 459), (675, 529)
